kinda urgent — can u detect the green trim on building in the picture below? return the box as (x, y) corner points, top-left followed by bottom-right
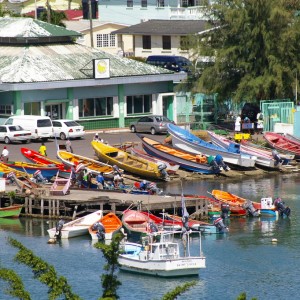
(13, 91), (22, 115)
(118, 84), (125, 128)
(66, 88), (74, 119)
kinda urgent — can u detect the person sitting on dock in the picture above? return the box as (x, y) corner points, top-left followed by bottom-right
(113, 171), (124, 187)
(96, 172), (105, 189)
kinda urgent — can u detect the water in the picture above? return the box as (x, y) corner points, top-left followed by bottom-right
(1, 173), (300, 300)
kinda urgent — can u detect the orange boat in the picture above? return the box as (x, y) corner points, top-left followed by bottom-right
(89, 212), (122, 241)
(211, 190), (261, 216)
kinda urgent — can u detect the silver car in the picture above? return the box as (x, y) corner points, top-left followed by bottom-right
(0, 125), (32, 144)
(129, 115), (174, 135)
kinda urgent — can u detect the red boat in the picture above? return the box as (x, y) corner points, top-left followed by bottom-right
(263, 132), (300, 158)
(20, 147), (71, 177)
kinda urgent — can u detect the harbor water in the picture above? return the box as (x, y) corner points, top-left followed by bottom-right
(1, 173), (300, 300)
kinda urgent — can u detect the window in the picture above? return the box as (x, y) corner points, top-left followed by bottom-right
(24, 102), (40, 115)
(157, 0), (164, 7)
(162, 36), (171, 50)
(142, 35), (151, 49)
(127, 95), (152, 114)
(127, 0), (133, 7)
(79, 98), (113, 117)
(96, 34), (116, 48)
(141, 0), (147, 7)
(0, 105), (12, 115)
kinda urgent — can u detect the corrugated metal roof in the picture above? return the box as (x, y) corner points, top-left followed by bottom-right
(112, 19), (209, 35)
(0, 17), (81, 38)
(0, 43), (172, 83)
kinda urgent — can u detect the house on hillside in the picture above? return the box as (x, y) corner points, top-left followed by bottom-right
(0, 17), (185, 130)
(112, 19), (212, 59)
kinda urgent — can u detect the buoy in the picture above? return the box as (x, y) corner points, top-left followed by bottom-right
(272, 238), (278, 243)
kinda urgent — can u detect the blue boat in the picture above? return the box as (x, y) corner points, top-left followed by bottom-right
(138, 134), (221, 174)
(167, 123), (256, 168)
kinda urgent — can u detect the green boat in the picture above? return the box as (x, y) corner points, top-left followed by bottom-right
(0, 205), (23, 218)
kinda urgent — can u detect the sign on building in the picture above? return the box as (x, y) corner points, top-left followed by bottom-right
(93, 59), (110, 79)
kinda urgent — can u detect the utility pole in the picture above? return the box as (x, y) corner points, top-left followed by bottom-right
(46, 0), (51, 24)
(88, 0), (94, 48)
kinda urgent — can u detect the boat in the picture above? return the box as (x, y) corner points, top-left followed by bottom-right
(5, 161), (59, 181)
(21, 147), (71, 178)
(57, 150), (115, 178)
(259, 197), (278, 217)
(210, 190), (261, 217)
(47, 210), (103, 239)
(130, 147), (179, 174)
(263, 132), (300, 158)
(167, 123), (256, 168)
(0, 163), (30, 178)
(208, 131), (279, 169)
(89, 212), (122, 240)
(285, 133), (300, 145)
(91, 140), (167, 181)
(137, 134), (221, 174)
(0, 204), (23, 218)
(118, 230), (206, 277)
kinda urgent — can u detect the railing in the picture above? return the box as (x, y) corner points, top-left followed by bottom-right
(169, 6), (206, 20)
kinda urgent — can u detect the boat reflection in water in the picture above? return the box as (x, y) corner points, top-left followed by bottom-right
(0, 217), (23, 233)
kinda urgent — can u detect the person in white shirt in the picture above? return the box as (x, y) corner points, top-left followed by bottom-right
(1, 146), (9, 163)
(256, 112), (264, 134)
(235, 115), (241, 132)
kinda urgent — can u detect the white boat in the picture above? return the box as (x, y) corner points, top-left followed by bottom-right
(167, 123), (256, 168)
(47, 210), (103, 239)
(118, 231), (206, 277)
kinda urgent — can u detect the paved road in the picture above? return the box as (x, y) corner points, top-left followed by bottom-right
(3, 131), (167, 163)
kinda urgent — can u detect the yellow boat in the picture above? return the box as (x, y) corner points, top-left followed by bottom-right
(0, 163), (30, 178)
(57, 150), (115, 177)
(91, 141), (166, 181)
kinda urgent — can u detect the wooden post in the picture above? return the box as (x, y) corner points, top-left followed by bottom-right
(40, 199), (44, 216)
(25, 197), (29, 214)
(72, 205), (78, 220)
(29, 196), (32, 215)
(56, 200), (60, 216)
(110, 202), (115, 213)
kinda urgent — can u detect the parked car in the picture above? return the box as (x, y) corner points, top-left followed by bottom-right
(0, 125), (32, 144)
(52, 120), (85, 140)
(129, 115), (174, 135)
(146, 55), (192, 73)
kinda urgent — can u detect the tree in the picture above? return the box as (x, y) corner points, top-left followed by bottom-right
(193, 0), (300, 103)
(39, 9), (67, 27)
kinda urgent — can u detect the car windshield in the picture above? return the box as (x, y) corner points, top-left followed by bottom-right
(9, 125), (24, 131)
(37, 119), (52, 127)
(64, 121), (80, 127)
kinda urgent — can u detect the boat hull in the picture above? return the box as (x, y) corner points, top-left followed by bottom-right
(0, 205), (23, 218)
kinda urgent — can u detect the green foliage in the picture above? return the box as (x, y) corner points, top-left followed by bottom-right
(236, 292), (257, 300)
(0, 4), (21, 17)
(0, 268), (31, 299)
(161, 281), (197, 300)
(8, 237), (82, 300)
(94, 233), (124, 300)
(193, 0), (300, 103)
(39, 9), (67, 27)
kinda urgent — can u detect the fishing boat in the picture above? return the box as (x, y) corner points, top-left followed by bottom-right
(89, 212), (122, 240)
(208, 131), (279, 169)
(91, 140), (167, 181)
(138, 134), (221, 174)
(210, 190), (260, 217)
(167, 123), (256, 168)
(285, 133), (300, 145)
(118, 231), (206, 277)
(57, 150), (115, 178)
(5, 161), (59, 181)
(21, 147), (71, 178)
(0, 163), (29, 178)
(0, 204), (23, 218)
(47, 210), (103, 239)
(263, 132), (300, 158)
(130, 147), (179, 174)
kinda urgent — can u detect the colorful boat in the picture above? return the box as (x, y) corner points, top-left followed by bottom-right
(0, 204), (23, 218)
(167, 123), (256, 168)
(263, 132), (300, 158)
(208, 131), (278, 169)
(89, 212), (123, 240)
(0, 163), (29, 178)
(57, 150), (115, 178)
(91, 141), (167, 181)
(21, 147), (71, 177)
(5, 161), (59, 181)
(130, 147), (179, 174)
(47, 210), (103, 239)
(138, 134), (221, 174)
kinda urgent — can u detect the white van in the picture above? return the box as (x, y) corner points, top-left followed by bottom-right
(4, 115), (53, 141)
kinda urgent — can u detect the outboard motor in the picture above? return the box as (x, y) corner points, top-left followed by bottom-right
(148, 182), (162, 195)
(243, 200), (260, 217)
(55, 219), (65, 239)
(92, 222), (106, 240)
(158, 163), (169, 180)
(220, 203), (230, 219)
(213, 217), (228, 233)
(33, 170), (47, 183)
(274, 198), (291, 217)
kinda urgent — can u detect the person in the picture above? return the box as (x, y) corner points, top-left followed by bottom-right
(66, 139), (73, 153)
(140, 180), (149, 190)
(71, 165), (76, 185)
(1, 146), (9, 163)
(235, 115), (241, 132)
(256, 111), (264, 134)
(96, 172), (105, 189)
(113, 171), (124, 187)
(93, 134), (99, 142)
(86, 171), (93, 188)
(39, 142), (47, 156)
(77, 169), (84, 188)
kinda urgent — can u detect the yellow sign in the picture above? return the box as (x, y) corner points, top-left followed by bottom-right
(93, 59), (110, 79)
